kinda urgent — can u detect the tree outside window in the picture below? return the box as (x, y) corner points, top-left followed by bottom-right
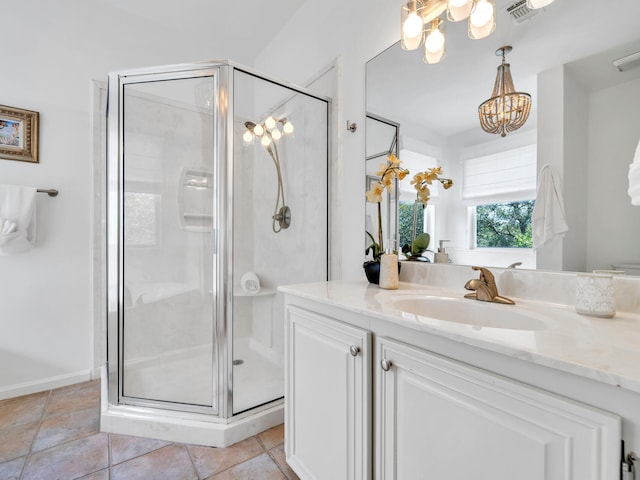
(475, 200), (534, 248)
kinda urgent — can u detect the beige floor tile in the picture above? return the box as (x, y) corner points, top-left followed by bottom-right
(0, 456), (26, 480)
(0, 392), (48, 430)
(257, 423), (284, 450)
(44, 382), (100, 418)
(0, 421), (38, 463)
(112, 444), (197, 480)
(207, 452), (287, 480)
(32, 406), (99, 452)
(22, 433), (109, 480)
(110, 433), (171, 465)
(188, 437), (264, 478)
(268, 444), (300, 480)
(78, 468), (110, 479)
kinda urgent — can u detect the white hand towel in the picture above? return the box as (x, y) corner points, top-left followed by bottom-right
(628, 138), (640, 206)
(531, 165), (568, 250)
(0, 184), (37, 255)
(240, 271), (261, 295)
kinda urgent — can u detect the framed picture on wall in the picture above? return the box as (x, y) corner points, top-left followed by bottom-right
(0, 104), (39, 163)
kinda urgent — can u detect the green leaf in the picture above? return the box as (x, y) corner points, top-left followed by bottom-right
(411, 233), (431, 255)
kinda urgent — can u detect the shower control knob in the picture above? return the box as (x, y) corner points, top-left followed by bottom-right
(380, 359), (393, 371)
(349, 345), (360, 357)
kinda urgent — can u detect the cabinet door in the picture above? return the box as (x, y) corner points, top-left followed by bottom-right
(376, 337), (620, 480)
(285, 306), (371, 480)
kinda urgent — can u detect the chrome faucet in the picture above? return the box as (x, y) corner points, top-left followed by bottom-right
(464, 266), (515, 305)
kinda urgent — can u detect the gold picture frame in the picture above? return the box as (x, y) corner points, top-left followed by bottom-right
(0, 104), (39, 163)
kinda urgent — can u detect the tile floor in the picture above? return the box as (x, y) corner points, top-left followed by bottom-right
(0, 380), (299, 480)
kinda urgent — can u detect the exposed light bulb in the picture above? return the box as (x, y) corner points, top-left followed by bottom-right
(242, 130), (253, 143)
(253, 124), (264, 136)
(271, 128), (282, 140)
(447, 0), (474, 21)
(283, 121), (294, 134)
(265, 116), (276, 130)
(261, 135), (272, 146)
(402, 11), (423, 39)
(470, 0), (493, 27)
(527, 0), (554, 8)
(425, 28), (445, 53)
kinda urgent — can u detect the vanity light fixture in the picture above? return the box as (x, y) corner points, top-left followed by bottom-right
(400, 0), (555, 64)
(478, 45), (531, 137)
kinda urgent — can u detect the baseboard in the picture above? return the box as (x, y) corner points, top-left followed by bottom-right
(0, 370), (92, 400)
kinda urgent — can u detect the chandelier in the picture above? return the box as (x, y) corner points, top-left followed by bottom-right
(400, 0), (556, 64)
(478, 46), (531, 137)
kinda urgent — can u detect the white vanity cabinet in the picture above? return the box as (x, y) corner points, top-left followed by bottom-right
(285, 306), (371, 480)
(375, 337), (621, 480)
(282, 289), (631, 480)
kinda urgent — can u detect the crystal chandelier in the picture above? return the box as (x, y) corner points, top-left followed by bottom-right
(400, 0), (555, 64)
(478, 46), (531, 137)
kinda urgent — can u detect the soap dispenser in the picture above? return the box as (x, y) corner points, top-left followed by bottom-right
(434, 240), (450, 264)
(379, 248), (399, 290)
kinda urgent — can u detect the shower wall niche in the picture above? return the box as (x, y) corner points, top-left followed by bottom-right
(104, 62), (329, 446)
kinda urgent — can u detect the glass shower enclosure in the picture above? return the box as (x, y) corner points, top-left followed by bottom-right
(105, 61), (329, 441)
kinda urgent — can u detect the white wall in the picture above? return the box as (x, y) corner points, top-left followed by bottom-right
(0, 1), (283, 398)
(587, 77), (640, 271)
(537, 67), (640, 273)
(253, 0), (399, 281)
(561, 69), (589, 273)
(536, 66), (565, 270)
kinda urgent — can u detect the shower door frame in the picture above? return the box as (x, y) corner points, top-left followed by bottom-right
(106, 63), (229, 417)
(106, 61), (331, 420)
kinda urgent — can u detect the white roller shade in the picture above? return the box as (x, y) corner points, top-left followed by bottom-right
(463, 144), (536, 203)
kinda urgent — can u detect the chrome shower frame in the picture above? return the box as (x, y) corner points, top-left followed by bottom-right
(105, 60), (331, 423)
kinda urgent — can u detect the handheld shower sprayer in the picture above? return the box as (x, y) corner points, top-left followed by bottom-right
(244, 118), (294, 233)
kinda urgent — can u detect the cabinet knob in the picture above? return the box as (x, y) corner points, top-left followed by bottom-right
(380, 359), (392, 371)
(349, 345), (360, 357)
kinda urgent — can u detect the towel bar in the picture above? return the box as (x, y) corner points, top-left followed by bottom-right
(37, 189), (58, 197)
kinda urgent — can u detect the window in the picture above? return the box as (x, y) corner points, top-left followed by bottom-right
(463, 144), (536, 250)
(474, 200), (534, 248)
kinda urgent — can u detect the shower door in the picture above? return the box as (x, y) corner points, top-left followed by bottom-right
(107, 67), (223, 414)
(231, 70), (329, 414)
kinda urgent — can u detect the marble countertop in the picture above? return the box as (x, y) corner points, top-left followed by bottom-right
(280, 280), (640, 395)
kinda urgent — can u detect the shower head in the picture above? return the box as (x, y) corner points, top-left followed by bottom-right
(244, 121), (256, 130)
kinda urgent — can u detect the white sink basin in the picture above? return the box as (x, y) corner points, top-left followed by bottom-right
(390, 295), (548, 331)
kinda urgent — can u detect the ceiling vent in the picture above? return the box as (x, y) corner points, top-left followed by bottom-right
(613, 51), (640, 72)
(506, 0), (541, 23)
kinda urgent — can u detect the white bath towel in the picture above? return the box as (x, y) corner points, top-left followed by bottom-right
(628, 138), (640, 206)
(0, 184), (37, 255)
(532, 165), (568, 250)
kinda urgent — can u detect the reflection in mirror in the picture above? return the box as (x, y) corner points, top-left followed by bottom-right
(366, 0), (640, 274)
(365, 114), (399, 252)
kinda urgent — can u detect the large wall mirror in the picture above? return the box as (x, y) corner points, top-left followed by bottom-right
(366, 0), (640, 275)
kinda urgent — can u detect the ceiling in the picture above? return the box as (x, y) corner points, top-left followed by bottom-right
(95, 0), (306, 60)
(367, 0), (640, 139)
